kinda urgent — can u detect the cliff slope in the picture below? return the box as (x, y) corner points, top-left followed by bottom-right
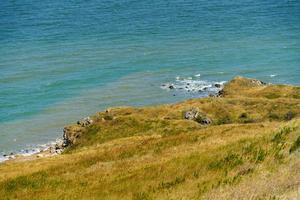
(1, 77), (300, 200)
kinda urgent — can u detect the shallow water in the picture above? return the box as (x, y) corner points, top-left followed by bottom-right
(0, 0), (300, 154)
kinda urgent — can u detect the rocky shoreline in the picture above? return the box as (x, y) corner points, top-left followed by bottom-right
(0, 77), (261, 164)
(0, 138), (64, 163)
(1, 76), (227, 164)
(0, 116), (95, 163)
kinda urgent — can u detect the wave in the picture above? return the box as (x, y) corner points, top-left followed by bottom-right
(160, 75), (226, 95)
(0, 138), (62, 163)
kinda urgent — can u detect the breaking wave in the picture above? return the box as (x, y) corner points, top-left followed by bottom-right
(161, 75), (226, 96)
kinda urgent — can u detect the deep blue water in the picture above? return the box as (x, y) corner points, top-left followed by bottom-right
(0, 0), (300, 154)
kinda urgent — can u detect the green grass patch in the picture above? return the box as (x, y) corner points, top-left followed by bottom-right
(290, 136), (300, 153)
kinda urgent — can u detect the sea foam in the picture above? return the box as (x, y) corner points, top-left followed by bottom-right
(161, 75), (226, 96)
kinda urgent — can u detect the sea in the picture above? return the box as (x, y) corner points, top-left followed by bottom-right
(1, 0), (300, 160)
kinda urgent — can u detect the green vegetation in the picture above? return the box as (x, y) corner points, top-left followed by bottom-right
(290, 136), (300, 153)
(0, 77), (300, 200)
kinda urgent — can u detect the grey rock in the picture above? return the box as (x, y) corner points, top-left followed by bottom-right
(184, 108), (212, 125)
(77, 116), (93, 127)
(214, 83), (222, 88)
(184, 108), (200, 120)
(217, 89), (225, 97)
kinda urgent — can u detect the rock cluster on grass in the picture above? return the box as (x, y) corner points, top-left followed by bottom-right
(63, 116), (94, 148)
(184, 108), (212, 125)
(77, 117), (93, 127)
(250, 79), (267, 86)
(49, 139), (65, 154)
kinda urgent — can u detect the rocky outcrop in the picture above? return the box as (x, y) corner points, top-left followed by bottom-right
(184, 108), (199, 120)
(184, 108), (212, 125)
(49, 139), (65, 154)
(63, 117), (94, 147)
(77, 117), (93, 127)
(63, 125), (84, 147)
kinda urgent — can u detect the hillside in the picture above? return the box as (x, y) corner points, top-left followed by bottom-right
(1, 76), (300, 200)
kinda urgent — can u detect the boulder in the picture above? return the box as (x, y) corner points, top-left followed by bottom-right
(184, 108), (212, 125)
(77, 117), (93, 127)
(250, 79), (266, 86)
(217, 89), (225, 97)
(184, 108), (199, 120)
(214, 83), (222, 88)
(63, 125), (84, 147)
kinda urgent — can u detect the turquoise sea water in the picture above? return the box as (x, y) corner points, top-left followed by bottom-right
(1, 0), (300, 155)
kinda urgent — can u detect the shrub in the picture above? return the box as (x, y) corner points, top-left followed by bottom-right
(104, 115), (114, 120)
(132, 192), (152, 200)
(209, 153), (243, 170)
(239, 113), (248, 119)
(158, 176), (185, 190)
(284, 111), (296, 121)
(272, 126), (296, 144)
(216, 116), (232, 125)
(268, 113), (280, 121)
(290, 136), (300, 153)
(265, 93), (281, 99)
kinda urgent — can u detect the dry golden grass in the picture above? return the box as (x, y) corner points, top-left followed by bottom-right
(0, 77), (300, 200)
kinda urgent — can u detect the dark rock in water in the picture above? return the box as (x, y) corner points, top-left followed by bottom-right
(214, 83), (222, 88)
(184, 108), (212, 125)
(209, 94), (215, 97)
(169, 85), (175, 89)
(187, 83), (190, 86)
(173, 94), (176, 96)
(161, 84), (166, 87)
(3, 154), (7, 157)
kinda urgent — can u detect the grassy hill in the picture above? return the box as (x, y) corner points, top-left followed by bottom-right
(1, 76), (300, 200)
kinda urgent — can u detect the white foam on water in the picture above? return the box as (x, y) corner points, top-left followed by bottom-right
(161, 75), (226, 95)
(0, 138), (63, 163)
(0, 156), (9, 163)
(195, 74), (201, 77)
(270, 74), (277, 77)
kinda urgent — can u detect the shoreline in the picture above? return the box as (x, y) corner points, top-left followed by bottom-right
(0, 138), (65, 164)
(1, 76), (300, 199)
(0, 78), (227, 164)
